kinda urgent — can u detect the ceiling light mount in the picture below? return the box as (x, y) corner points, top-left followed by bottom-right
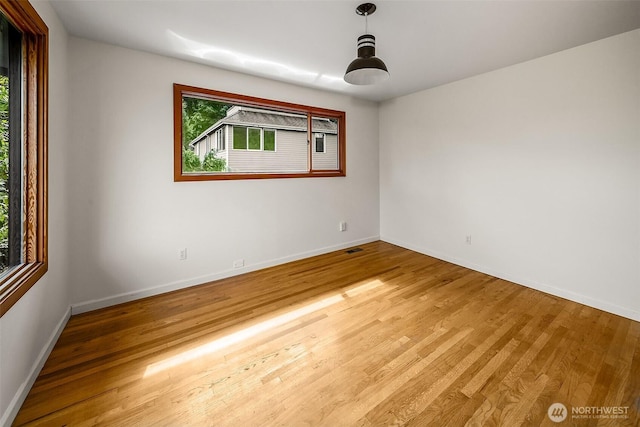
(355, 3), (376, 17)
(344, 2), (389, 86)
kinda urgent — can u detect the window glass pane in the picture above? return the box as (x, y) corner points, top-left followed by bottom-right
(179, 91), (344, 176)
(0, 14), (22, 275)
(248, 128), (261, 150)
(181, 96), (231, 172)
(233, 126), (247, 150)
(0, 18), (8, 274)
(218, 129), (226, 151)
(311, 117), (339, 171)
(264, 129), (275, 151)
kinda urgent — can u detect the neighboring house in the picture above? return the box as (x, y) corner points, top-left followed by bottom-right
(189, 106), (339, 172)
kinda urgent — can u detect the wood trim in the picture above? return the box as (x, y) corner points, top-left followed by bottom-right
(0, 262), (46, 316)
(0, 0), (47, 34)
(308, 112), (346, 175)
(338, 111), (346, 176)
(0, 0), (49, 317)
(176, 83), (345, 118)
(173, 83), (346, 181)
(176, 171), (345, 181)
(307, 113), (313, 171)
(173, 83), (183, 181)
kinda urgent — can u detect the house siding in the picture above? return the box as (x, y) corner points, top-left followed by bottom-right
(192, 127), (228, 163)
(312, 134), (339, 170)
(228, 128), (308, 172)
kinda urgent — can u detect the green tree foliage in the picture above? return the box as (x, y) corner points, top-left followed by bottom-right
(182, 148), (202, 172)
(181, 97), (230, 174)
(0, 75), (9, 269)
(202, 151), (227, 172)
(182, 97), (230, 148)
(182, 148), (227, 173)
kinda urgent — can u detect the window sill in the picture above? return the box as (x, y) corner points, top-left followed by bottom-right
(176, 171), (346, 181)
(0, 262), (48, 316)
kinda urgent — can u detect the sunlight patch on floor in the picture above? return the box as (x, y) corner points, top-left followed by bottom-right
(143, 279), (386, 377)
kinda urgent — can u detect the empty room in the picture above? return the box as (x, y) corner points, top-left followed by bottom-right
(1, 0), (639, 425)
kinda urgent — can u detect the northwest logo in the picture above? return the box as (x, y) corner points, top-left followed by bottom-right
(548, 403), (568, 423)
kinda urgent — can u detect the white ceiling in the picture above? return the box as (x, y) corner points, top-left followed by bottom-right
(49, 0), (640, 102)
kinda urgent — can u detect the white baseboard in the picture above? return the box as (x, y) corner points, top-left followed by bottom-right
(1, 306), (71, 427)
(71, 236), (380, 315)
(381, 236), (640, 322)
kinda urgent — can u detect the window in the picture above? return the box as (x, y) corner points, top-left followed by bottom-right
(315, 133), (325, 153)
(0, 1), (48, 316)
(312, 117), (339, 171)
(233, 126), (247, 150)
(248, 127), (261, 150)
(216, 129), (225, 151)
(264, 129), (275, 152)
(174, 84), (345, 180)
(233, 127), (275, 152)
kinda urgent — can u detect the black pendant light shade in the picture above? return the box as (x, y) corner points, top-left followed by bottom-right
(344, 34), (389, 85)
(344, 3), (389, 85)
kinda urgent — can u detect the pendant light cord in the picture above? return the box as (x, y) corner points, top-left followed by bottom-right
(365, 11), (369, 34)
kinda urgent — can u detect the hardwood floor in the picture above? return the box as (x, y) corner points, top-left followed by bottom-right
(14, 241), (640, 426)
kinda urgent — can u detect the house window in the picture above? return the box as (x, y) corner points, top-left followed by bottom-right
(216, 128), (225, 151)
(315, 133), (325, 153)
(233, 127), (276, 152)
(233, 126), (247, 149)
(248, 127), (261, 150)
(0, 2), (48, 316)
(264, 129), (276, 151)
(174, 84), (345, 180)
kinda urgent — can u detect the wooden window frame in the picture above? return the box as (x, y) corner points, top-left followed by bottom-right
(0, 1), (48, 317)
(174, 83), (346, 181)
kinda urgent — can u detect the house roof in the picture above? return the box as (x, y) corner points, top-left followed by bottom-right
(190, 108), (338, 146)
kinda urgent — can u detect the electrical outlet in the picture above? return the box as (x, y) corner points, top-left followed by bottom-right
(339, 221), (347, 232)
(465, 235), (472, 245)
(179, 248), (187, 260)
(233, 259), (245, 269)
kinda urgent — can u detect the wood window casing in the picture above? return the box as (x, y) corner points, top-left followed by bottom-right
(174, 84), (346, 181)
(0, 1), (48, 317)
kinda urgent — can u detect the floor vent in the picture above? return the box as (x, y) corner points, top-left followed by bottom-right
(345, 247), (363, 254)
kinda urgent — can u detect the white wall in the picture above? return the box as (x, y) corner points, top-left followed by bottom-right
(380, 29), (640, 321)
(0, 1), (71, 424)
(67, 37), (380, 310)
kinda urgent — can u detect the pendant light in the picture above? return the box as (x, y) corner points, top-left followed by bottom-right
(344, 3), (389, 85)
